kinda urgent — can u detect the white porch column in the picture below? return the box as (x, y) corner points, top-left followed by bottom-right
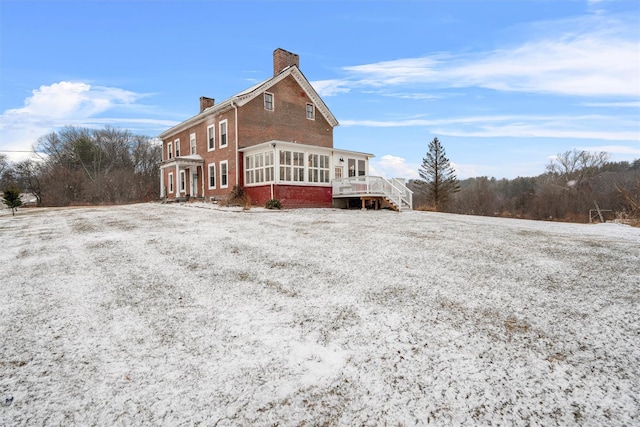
(160, 168), (165, 198)
(175, 163), (180, 197)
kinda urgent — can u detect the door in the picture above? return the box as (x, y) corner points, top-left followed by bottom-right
(191, 170), (198, 197)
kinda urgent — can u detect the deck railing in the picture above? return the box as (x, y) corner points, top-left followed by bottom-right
(332, 176), (413, 210)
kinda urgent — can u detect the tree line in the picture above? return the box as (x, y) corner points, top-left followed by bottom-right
(1, 126), (161, 207)
(411, 138), (640, 224)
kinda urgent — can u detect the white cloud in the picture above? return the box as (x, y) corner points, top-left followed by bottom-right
(310, 79), (351, 97)
(370, 154), (420, 180)
(336, 15), (639, 98)
(435, 126), (639, 142)
(581, 101), (640, 108)
(0, 81), (171, 162)
(341, 114), (640, 143)
(3, 81), (140, 120)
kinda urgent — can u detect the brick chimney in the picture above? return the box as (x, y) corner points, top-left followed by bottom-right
(200, 96), (215, 112)
(273, 48), (299, 76)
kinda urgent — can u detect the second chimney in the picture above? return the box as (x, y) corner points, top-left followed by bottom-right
(200, 96), (215, 113)
(273, 48), (299, 76)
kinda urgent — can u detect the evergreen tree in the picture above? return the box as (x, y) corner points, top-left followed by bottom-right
(2, 185), (23, 216)
(419, 137), (460, 211)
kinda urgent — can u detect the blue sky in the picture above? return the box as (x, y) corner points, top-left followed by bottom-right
(1, 0), (639, 180)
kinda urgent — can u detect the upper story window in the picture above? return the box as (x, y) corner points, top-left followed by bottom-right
(219, 120), (228, 148)
(207, 125), (215, 151)
(306, 103), (315, 120)
(174, 139), (180, 157)
(190, 133), (196, 155)
(264, 92), (274, 111)
(167, 141), (173, 159)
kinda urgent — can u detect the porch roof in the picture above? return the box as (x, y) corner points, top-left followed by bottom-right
(159, 154), (204, 169)
(239, 140), (374, 158)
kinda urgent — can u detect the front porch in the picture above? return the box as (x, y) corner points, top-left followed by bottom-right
(160, 155), (205, 199)
(332, 176), (413, 211)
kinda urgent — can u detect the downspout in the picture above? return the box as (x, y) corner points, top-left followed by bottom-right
(201, 165), (204, 198)
(232, 100), (239, 186)
(271, 142), (276, 200)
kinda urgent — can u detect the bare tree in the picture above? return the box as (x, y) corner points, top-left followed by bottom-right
(0, 154), (11, 189)
(14, 160), (46, 206)
(547, 149), (609, 188)
(32, 126), (161, 205)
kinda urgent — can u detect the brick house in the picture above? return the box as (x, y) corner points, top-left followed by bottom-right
(159, 48), (412, 210)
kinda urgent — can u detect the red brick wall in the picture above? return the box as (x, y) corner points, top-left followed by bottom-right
(245, 184), (332, 208)
(246, 184), (332, 208)
(245, 185), (272, 205)
(276, 185), (332, 208)
(273, 48), (299, 75)
(161, 108), (238, 199)
(238, 75), (333, 149)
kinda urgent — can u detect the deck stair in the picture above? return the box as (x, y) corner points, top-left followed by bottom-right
(332, 176), (413, 211)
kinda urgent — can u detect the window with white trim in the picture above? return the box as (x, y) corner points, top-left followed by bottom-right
(306, 103), (315, 120)
(279, 150), (304, 182)
(190, 133), (196, 155)
(207, 125), (215, 151)
(335, 167), (343, 179)
(208, 163), (216, 189)
(358, 159), (366, 176)
(179, 170), (186, 193)
(219, 120), (228, 148)
(245, 155), (254, 184)
(348, 158), (356, 177)
(264, 151), (274, 182)
(167, 141), (173, 160)
(168, 172), (174, 193)
(308, 154), (330, 183)
(264, 92), (274, 111)
(245, 151), (274, 185)
(220, 160), (228, 188)
(174, 139), (180, 157)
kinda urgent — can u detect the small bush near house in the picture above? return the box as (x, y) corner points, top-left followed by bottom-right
(227, 185), (251, 210)
(265, 198), (282, 210)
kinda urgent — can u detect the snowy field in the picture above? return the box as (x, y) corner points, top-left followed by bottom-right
(1, 203), (639, 426)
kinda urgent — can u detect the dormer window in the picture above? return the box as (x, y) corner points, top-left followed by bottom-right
(306, 103), (315, 120)
(264, 92), (274, 111)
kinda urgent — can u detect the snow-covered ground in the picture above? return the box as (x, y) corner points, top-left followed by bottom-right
(1, 203), (638, 426)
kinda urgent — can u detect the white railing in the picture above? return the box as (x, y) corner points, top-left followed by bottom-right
(332, 176), (413, 210)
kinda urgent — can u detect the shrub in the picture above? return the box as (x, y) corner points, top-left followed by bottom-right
(265, 198), (282, 210)
(227, 185), (251, 210)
